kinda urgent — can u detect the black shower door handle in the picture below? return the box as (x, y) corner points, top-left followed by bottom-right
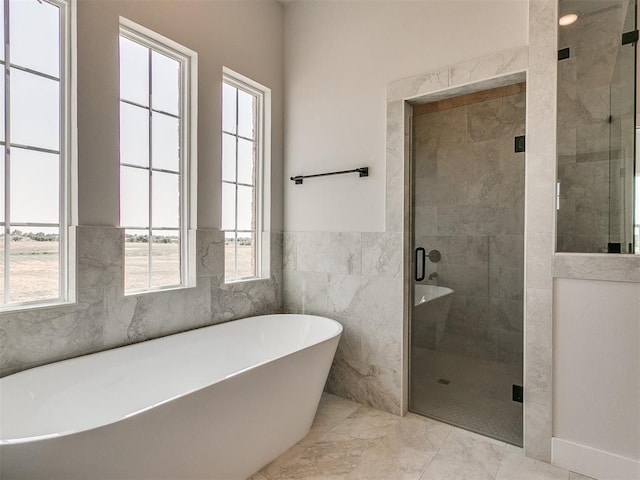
(415, 247), (426, 281)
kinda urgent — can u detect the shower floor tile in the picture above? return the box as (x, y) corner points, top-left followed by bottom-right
(410, 346), (523, 446)
(250, 393), (589, 480)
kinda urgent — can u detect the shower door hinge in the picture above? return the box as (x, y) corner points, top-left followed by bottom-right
(512, 384), (523, 403)
(558, 47), (570, 60)
(514, 135), (525, 153)
(622, 30), (639, 45)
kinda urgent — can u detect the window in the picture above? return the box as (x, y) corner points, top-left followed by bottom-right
(222, 70), (270, 282)
(119, 19), (196, 293)
(1, 0), (73, 308)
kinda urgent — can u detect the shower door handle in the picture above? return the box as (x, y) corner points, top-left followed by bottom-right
(415, 247), (426, 281)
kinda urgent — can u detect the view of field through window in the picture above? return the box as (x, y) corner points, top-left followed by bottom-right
(222, 79), (259, 281)
(4, 230), (256, 301)
(1, 0), (65, 305)
(119, 32), (186, 292)
(0, 231), (59, 303)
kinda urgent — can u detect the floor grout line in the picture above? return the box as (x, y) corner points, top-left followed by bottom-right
(492, 442), (509, 480)
(416, 423), (455, 479)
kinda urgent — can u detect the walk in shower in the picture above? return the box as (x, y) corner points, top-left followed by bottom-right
(409, 84), (526, 446)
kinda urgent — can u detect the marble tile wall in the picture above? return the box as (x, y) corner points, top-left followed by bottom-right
(412, 92), (526, 366)
(0, 226), (282, 377)
(384, 41), (562, 462)
(556, 1), (636, 253)
(525, 0), (557, 462)
(282, 231), (403, 414)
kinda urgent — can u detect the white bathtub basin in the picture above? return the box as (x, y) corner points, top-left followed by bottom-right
(0, 314), (342, 479)
(412, 284), (454, 349)
(414, 284), (454, 306)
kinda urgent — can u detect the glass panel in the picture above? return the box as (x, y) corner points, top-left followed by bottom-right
(224, 231), (235, 281)
(120, 166), (149, 227)
(222, 133), (236, 182)
(607, 0), (637, 254)
(237, 138), (255, 185)
(10, 0), (60, 77)
(152, 112), (179, 172)
(0, 146), (4, 224)
(119, 36), (149, 106)
(635, 173), (640, 250)
(152, 51), (180, 115)
(221, 182), (235, 231)
(222, 82), (237, 134)
(0, 73), (4, 142)
(10, 148), (59, 224)
(151, 229), (180, 287)
(9, 226), (59, 303)
(0, 233), (4, 304)
(0, 1), (4, 62)
(152, 171), (179, 228)
(556, 0), (638, 254)
(120, 102), (149, 168)
(410, 89), (525, 446)
(237, 89), (255, 139)
(237, 185), (254, 231)
(124, 228), (149, 291)
(10, 68), (59, 151)
(235, 231), (255, 279)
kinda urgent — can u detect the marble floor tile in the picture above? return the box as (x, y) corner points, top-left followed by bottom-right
(254, 393), (590, 480)
(569, 467), (601, 480)
(419, 427), (506, 480)
(305, 393), (363, 444)
(348, 413), (451, 480)
(495, 445), (569, 480)
(247, 473), (269, 480)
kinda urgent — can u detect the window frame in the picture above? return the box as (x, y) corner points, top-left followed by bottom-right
(119, 18), (197, 295)
(0, 0), (76, 311)
(222, 68), (271, 283)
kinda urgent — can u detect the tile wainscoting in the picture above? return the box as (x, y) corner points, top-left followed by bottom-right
(0, 226), (283, 377)
(282, 231), (403, 414)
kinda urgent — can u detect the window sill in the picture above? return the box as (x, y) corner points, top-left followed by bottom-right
(0, 299), (76, 315)
(124, 283), (196, 297)
(224, 276), (271, 286)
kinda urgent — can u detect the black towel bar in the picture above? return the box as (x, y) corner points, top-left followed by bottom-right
(290, 167), (369, 185)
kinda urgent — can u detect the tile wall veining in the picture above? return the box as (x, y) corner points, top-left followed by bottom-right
(253, 393), (585, 480)
(385, 34), (560, 461)
(412, 92), (526, 366)
(0, 226), (283, 377)
(282, 231), (403, 414)
(282, 47), (529, 417)
(556, 2), (634, 253)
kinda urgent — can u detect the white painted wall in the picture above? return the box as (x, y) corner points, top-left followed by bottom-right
(77, 0), (284, 230)
(283, 0), (640, 470)
(283, 0), (529, 232)
(554, 278), (640, 462)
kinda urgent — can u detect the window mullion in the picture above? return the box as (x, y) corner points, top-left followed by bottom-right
(4, 0), (11, 304)
(57, 1), (66, 303)
(147, 47), (152, 289)
(234, 88), (239, 281)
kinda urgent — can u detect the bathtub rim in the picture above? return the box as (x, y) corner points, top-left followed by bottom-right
(414, 284), (454, 306)
(0, 313), (342, 446)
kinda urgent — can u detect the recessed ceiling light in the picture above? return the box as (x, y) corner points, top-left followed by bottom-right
(559, 13), (578, 26)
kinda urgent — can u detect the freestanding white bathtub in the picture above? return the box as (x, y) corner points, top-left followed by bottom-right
(0, 314), (342, 479)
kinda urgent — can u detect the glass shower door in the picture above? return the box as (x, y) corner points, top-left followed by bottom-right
(409, 86), (526, 446)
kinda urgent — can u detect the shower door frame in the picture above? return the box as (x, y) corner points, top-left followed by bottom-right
(384, 45), (555, 461)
